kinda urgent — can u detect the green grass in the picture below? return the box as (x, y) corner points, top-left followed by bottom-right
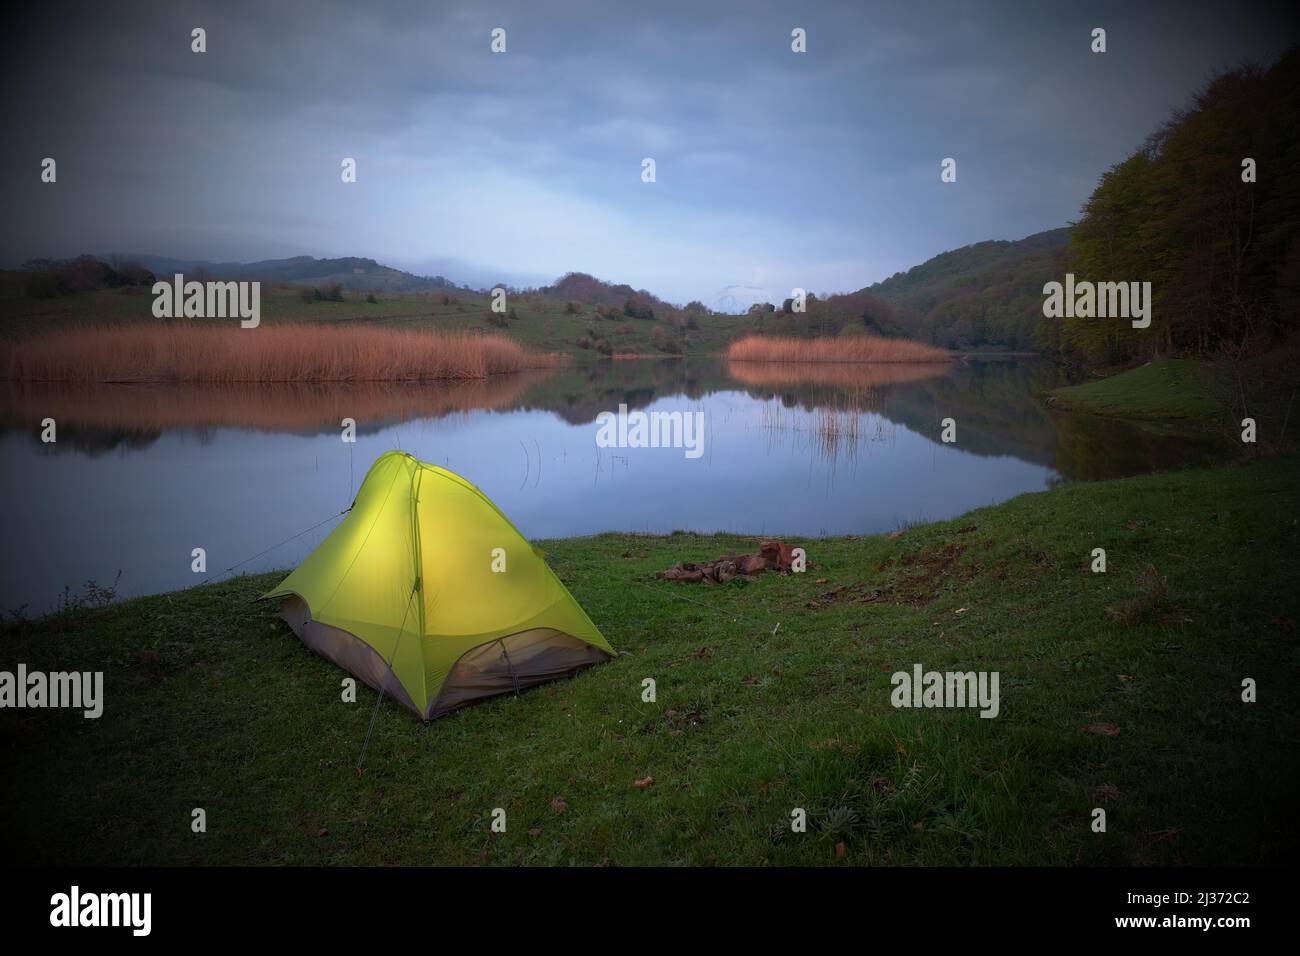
(0, 284), (758, 357)
(1049, 359), (1219, 420)
(3, 456), (1297, 866)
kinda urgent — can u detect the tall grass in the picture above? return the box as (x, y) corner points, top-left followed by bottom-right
(1, 323), (562, 383)
(757, 402), (896, 468)
(726, 334), (951, 364)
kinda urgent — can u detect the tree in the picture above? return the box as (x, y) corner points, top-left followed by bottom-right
(1066, 47), (1300, 363)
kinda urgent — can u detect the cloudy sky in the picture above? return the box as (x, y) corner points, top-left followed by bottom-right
(2, 0), (1295, 307)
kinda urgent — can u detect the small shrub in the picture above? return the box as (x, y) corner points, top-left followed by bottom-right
(624, 297), (656, 321)
(651, 328), (682, 354)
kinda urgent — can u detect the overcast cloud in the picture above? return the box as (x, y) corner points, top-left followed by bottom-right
(1, 0), (1295, 306)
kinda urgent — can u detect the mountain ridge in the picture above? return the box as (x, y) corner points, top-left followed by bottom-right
(102, 253), (466, 293)
(58, 228), (1074, 349)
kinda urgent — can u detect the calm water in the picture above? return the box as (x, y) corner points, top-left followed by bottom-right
(0, 358), (1224, 614)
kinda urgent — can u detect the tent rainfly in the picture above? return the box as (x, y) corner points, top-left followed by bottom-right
(264, 451), (615, 719)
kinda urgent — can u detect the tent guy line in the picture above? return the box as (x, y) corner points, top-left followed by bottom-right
(191, 507), (353, 594)
(172, 476), (779, 644)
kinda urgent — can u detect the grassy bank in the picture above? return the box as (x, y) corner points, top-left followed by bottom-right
(2, 324), (560, 383)
(1048, 359), (1217, 420)
(3, 455), (1296, 866)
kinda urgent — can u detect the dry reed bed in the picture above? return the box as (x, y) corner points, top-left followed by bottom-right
(2, 324), (561, 383)
(726, 334), (951, 364)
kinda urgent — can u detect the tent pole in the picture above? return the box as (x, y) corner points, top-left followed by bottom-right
(499, 639), (521, 697)
(355, 580), (418, 776)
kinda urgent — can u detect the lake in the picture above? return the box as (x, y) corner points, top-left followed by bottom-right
(0, 357), (1224, 614)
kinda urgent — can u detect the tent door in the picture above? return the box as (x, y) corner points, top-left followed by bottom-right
(428, 628), (613, 718)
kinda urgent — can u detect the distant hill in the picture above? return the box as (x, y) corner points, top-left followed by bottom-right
(865, 228), (1070, 350)
(23, 235), (1072, 352)
(535, 272), (687, 319)
(109, 254), (464, 293)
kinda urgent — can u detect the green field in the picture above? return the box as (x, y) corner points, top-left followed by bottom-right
(3, 454), (1296, 866)
(1048, 359), (1219, 420)
(0, 283), (759, 357)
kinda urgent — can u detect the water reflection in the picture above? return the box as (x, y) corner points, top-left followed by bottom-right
(0, 371), (555, 455)
(0, 357), (1231, 612)
(726, 359), (947, 391)
(0, 358), (1230, 478)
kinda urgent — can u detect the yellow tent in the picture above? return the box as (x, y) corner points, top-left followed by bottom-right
(265, 451), (614, 719)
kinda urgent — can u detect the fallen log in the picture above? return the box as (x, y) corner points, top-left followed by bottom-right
(656, 539), (797, 584)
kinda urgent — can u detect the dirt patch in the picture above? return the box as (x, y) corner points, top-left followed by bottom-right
(805, 583), (889, 610)
(896, 543), (966, 604)
(643, 706), (706, 736)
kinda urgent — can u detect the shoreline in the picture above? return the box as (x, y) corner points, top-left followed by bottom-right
(4, 452), (1294, 865)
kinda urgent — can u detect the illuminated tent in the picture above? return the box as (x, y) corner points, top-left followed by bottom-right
(265, 451), (614, 719)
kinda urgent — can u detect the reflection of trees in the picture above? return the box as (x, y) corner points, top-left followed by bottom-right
(522, 357), (734, 425)
(873, 360), (1065, 467)
(0, 371), (555, 455)
(1, 359), (1234, 477)
(723, 360), (944, 416)
(1050, 410), (1228, 481)
(726, 360), (945, 391)
(725, 357), (1229, 481)
(723, 358), (1063, 465)
(32, 425), (163, 459)
(876, 360), (1230, 479)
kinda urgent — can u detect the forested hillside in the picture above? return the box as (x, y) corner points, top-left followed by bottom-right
(866, 228), (1069, 350)
(1064, 47), (1300, 363)
(852, 46), (1300, 362)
